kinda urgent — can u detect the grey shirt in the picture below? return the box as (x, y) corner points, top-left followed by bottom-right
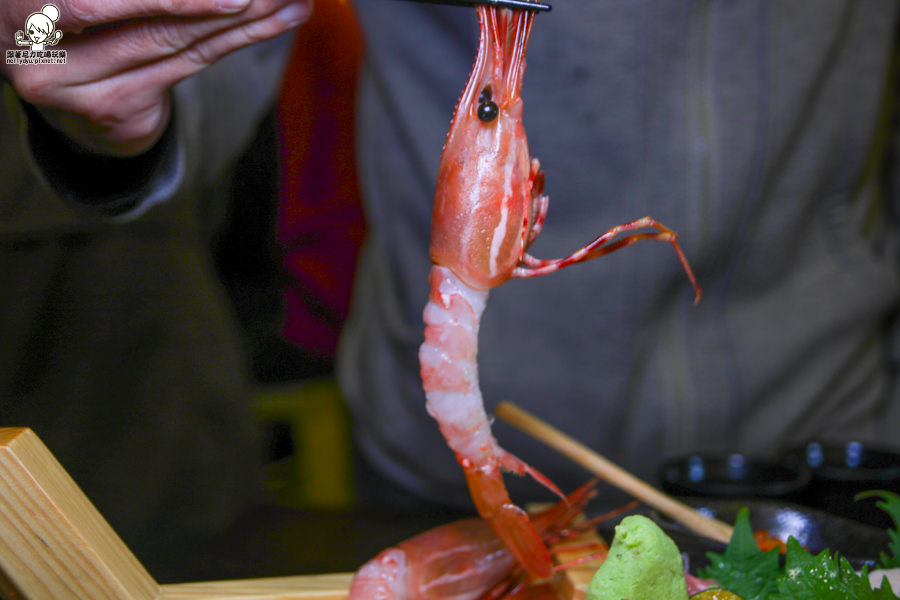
(340, 1), (900, 510)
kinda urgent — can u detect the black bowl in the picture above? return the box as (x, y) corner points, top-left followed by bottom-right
(795, 440), (900, 481)
(646, 498), (890, 571)
(658, 453), (812, 503)
(786, 440), (900, 528)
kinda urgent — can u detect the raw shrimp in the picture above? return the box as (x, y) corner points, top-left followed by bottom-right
(419, 3), (701, 581)
(348, 481), (602, 600)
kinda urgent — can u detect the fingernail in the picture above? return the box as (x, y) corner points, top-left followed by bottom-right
(275, 2), (311, 27)
(217, 0), (251, 12)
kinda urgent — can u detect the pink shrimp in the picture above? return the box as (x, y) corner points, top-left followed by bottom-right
(419, 3), (701, 581)
(348, 481), (602, 600)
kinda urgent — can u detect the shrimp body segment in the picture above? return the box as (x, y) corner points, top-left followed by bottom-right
(421, 264), (561, 579)
(421, 0), (701, 585)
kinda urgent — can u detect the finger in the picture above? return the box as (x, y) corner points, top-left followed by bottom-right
(48, 0), (297, 83)
(57, 0), (258, 31)
(23, 1), (307, 145)
(136, 1), (310, 85)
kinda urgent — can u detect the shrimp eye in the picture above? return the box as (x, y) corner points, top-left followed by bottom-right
(478, 86), (492, 104)
(477, 101), (498, 123)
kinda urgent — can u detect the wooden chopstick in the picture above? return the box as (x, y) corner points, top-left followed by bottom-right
(494, 402), (734, 544)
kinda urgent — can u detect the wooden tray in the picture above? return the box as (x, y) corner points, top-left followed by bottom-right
(0, 428), (603, 600)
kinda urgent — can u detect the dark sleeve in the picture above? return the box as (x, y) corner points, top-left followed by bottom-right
(13, 31), (293, 222)
(22, 101), (183, 216)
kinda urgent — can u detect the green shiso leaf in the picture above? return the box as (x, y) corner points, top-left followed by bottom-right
(857, 490), (900, 569)
(698, 507), (899, 600)
(699, 508), (781, 600)
(769, 538), (881, 600)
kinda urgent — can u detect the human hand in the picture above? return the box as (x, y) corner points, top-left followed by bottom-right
(1, 0), (311, 156)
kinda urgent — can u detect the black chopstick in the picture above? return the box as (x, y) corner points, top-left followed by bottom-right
(395, 0), (552, 13)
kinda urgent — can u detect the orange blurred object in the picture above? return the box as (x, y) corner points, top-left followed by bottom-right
(753, 530), (788, 553)
(276, 0), (367, 359)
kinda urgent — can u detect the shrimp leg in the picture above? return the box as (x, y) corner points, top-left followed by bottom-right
(514, 216), (702, 304)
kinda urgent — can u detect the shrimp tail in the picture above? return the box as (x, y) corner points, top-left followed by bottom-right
(476, 480), (601, 600)
(465, 465), (555, 579)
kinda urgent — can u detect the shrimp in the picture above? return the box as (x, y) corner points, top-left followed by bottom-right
(348, 481), (602, 600)
(419, 3), (701, 581)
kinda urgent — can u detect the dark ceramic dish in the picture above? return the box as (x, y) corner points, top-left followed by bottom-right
(642, 498), (891, 571)
(793, 440), (900, 482)
(786, 440), (900, 528)
(658, 453), (812, 502)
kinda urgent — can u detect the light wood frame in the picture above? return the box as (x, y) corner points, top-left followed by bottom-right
(0, 427), (603, 600)
(0, 427), (350, 600)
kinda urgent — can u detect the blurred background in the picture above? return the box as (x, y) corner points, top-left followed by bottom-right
(199, 0), (375, 579)
(5, 0), (900, 589)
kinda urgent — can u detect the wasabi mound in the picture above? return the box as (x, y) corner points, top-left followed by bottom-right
(587, 514), (688, 600)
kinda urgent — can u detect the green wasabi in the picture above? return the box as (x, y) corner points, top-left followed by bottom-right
(586, 515), (689, 600)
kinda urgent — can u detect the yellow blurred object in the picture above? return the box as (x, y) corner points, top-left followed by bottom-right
(690, 590), (745, 600)
(253, 378), (355, 510)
